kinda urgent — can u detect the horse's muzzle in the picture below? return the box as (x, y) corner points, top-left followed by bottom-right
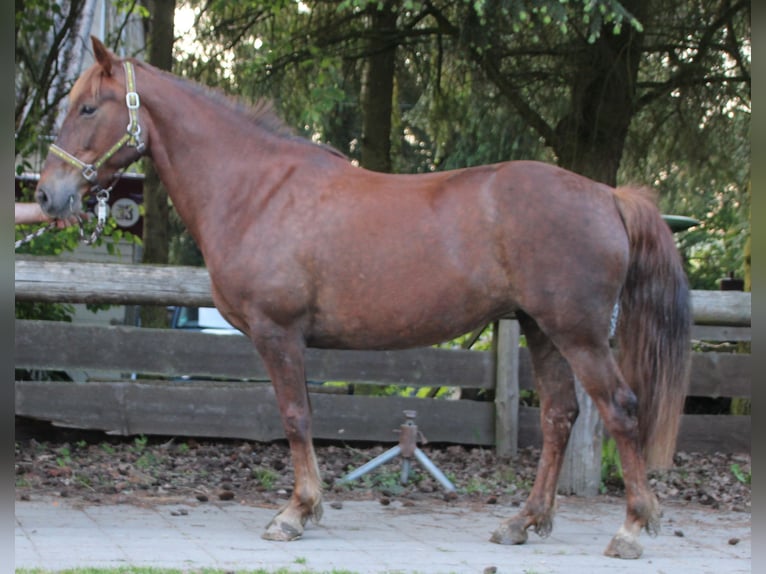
(35, 172), (83, 219)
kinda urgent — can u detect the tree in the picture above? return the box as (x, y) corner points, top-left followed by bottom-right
(15, 0), (89, 170)
(168, 0), (749, 288)
(139, 0), (176, 327)
(360, 0), (399, 171)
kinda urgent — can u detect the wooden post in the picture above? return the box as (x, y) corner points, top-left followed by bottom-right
(558, 378), (603, 496)
(494, 319), (520, 459)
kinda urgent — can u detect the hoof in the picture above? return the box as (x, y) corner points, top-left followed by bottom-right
(646, 512), (661, 538)
(490, 518), (528, 545)
(311, 501), (324, 525)
(533, 514), (554, 539)
(262, 518), (303, 542)
(604, 531), (643, 559)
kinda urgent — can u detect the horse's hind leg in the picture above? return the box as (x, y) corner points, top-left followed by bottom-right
(491, 314), (579, 545)
(252, 327), (324, 542)
(558, 339), (660, 559)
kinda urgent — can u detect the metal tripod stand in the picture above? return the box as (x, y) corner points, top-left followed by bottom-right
(338, 410), (456, 493)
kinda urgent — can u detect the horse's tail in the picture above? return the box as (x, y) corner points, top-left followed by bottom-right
(613, 186), (692, 470)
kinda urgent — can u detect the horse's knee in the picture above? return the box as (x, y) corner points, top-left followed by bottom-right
(281, 404), (312, 441)
(614, 386), (639, 419)
(606, 386), (640, 437)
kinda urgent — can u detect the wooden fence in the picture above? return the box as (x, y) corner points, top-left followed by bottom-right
(15, 256), (750, 493)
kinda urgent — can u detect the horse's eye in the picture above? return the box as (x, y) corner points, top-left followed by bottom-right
(80, 104), (97, 116)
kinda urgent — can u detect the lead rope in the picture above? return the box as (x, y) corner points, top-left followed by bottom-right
(15, 224), (55, 250)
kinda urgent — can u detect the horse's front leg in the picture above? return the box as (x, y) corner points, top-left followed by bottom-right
(252, 328), (323, 541)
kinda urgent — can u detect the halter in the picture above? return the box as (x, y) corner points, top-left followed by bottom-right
(26, 61), (146, 248)
(49, 61), (145, 184)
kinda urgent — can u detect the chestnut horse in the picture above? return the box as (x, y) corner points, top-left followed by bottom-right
(36, 37), (691, 559)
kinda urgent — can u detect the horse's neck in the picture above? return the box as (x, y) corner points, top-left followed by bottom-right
(139, 71), (293, 242)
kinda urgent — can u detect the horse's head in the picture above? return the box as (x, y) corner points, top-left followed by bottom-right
(36, 36), (146, 219)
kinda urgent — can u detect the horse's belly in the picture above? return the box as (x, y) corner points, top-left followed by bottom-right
(306, 293), (512, 350)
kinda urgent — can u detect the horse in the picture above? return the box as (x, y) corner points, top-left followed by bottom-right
(36, 36), (691, 559)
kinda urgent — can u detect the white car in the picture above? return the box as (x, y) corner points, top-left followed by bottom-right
(170, 306), (241, 335)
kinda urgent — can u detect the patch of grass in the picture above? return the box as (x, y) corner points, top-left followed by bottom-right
(132, 435), (149, 453)
(462, 476), (490, 495)
(731, 463), (751, 485)
(16, 568), (362, 574)
(74, 474), (93, 489)
(56, 446), (72, 467)
(135, 450), (159, 470)
(600, 437), (623, 492)
(252, 467), (280, 489)
(359, 467), (409, 494)
(490, 464), (530, 494)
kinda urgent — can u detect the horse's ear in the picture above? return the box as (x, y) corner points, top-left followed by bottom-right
(91, 36), (113, 76)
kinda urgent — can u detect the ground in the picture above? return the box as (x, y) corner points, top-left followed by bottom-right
(14, 418), (751, 515)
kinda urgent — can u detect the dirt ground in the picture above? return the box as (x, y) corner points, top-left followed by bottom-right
(14, 417), (751, 515)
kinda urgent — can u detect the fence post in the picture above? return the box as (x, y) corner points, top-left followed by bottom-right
(558, 380), (602, 496)
(494, 319), (520, 459)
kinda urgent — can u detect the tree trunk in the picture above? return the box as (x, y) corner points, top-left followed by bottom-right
(140, 0), (175, 328)
(552, 2), (647, 185)
(744, 180), (751, 292)
(360, 1), (398, 173)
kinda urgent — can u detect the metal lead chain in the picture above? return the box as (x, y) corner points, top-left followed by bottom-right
(80, 190), (111, 245)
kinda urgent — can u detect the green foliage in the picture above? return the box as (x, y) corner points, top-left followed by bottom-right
(600, 437), (623, 489)
(252, 467), (280, 490)
(172, 0), (748, 292)
(358, 466), (415, 494)
(730, 463), (750, 485)
(113, 0), (150, 20)
(132, 435), (149, 453)
(56, 446), (72, 467)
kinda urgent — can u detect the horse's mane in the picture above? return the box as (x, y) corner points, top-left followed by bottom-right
(132, 60), (347, 159)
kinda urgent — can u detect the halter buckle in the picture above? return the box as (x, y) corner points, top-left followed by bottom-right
(126, 91), (140, 109)
(82, 165), (98, 182)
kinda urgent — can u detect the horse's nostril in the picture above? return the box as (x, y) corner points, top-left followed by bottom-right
(35, 188), (50, 210)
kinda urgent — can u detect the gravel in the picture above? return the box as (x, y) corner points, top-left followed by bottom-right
(14, 418), (750, 514)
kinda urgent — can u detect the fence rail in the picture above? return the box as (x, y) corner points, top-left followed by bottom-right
(14, 257), (753, 325)
(15, 256), (750, 494)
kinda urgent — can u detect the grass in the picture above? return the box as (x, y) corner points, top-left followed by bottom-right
(730, 462), (751, 485)
(599, 437), (623, 493)
(16, 568), (363, 574)
(252, 467), (280, 490)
